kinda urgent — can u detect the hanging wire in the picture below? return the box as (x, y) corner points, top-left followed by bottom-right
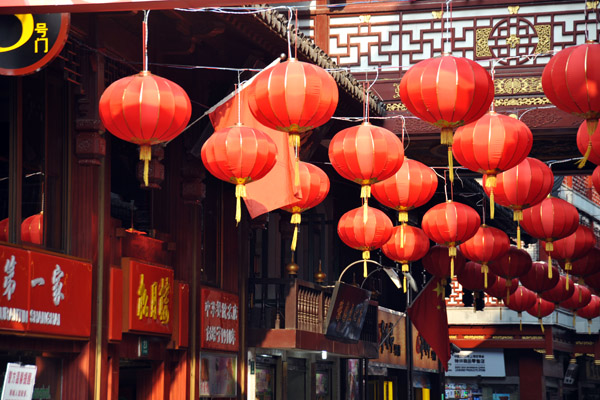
(584, 0), (590, 42)
(287, 7), (293, 59)
(142, 10), (150, 71)
(444, 0), (452, 53)
(237, 71), (242, 124)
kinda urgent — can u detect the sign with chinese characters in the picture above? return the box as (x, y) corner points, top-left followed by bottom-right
(412, 325), (439, 371)
(374, 307), (406, 366)
(446, 349), (506, 377)
(122, 258), (174, 335)
(200, 288), (239, 352)
(0, 13), (70, 76)
(1, 363), (37, 400)
(324, 281), (371, 343)
(0, 245), (92, 337)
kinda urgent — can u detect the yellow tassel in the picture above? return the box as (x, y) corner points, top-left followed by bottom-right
(440, 127), (453, 145)
(506, 286), (510, 305)
(235, 184), (246, 225)
(402, 263), (409, 273)
(398, 211), (408, 223)
(514, 209), (523, 222)
(517, 224), (521, 249)
(139, 144), (152, 187)
(565, 261), (572, 272)
(548, 261), (553, 279)
(482, 263), (489, 288)
(361, 186), (370, 224)
(403, 275), (407, 293)
(291, 225), (298, 252)
(448, 146), (454, 183)
(486, 176), (496, 220)
(566, 273), (570, 290)
(449, 245), (457, 278)
(547, 254), (552, 271)
(589, 320), (592, 335)
(577, 119), (597, 168)
(450, 256), (454, 279)
(362, 250), (370, 278)
(519, 313), (522, 331)
(490, 190), (495, 219)
(289, 133), (301, 186)
(540, 318), (544, 333)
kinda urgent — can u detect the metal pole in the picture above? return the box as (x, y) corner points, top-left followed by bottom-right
(406, 287), (413, 400)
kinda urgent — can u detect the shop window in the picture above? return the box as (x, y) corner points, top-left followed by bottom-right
(0, 353), (63, 399)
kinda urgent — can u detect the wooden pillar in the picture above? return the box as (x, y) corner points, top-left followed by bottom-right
(519, 351), (544, 400)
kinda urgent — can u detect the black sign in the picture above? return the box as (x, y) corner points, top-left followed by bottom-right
(0, 13), (70, 76)
(324, 281), (371, 343)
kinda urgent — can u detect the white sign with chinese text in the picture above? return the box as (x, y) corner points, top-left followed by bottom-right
(1, 363), (37, 400)
(446, 349), (506, 377)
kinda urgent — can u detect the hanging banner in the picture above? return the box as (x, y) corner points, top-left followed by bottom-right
(122, 258), (174, 335)
(323, 281), (371, 343)
(1, 363), (37, 400)
(0, 245), (92, 338)
(200, 288), (239, 352)
(0, 13), (70, 76)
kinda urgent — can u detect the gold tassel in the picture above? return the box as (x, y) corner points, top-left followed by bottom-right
(139, 144), (152, 187)
(589, 320), (592, 335)
(506, 285), (510, 306)
(290, 213), (301, 252)
(573, 312), (577, 327)
(482, 263), (489, 288)
(519, 312), (522, 331)
(546, 239), (553, 275)
(361, 185), (371, 224)
(448, 146), (454, 183)
(362, 250), (370, 278)
(577, 119), (597, 168)
(403, 275), (407, 293)
(402, 263), (409, 292)
(548, 260), (553, 279)
(485, 176), (497, 220)
(540, 318), (544, 333)
(449, 245), (457, 278)
(517, 224), (521, 249)
(289, 133), (301, 186)
(450, 256), (454, 279)
(235, 184), (246, 225)
(566, 273), (570, 290)
(398, 210), (408, 223)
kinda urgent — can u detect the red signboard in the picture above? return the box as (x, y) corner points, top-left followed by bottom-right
(108, 267), (123, 342)
(122, 258), (174, 335)
(0, 245), (92, 338)
(200, 287), (239, 352)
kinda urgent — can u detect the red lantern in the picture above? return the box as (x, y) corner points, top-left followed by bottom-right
(459, 225), (510, 288)
(519, 261), (560, 294)
(548, 225), (596, 287)
(483, 157), (553, 247)
(559, 283), (592, 324)
(422, 245), (467, 284)
(457, 261), (488, 292)
(488, 246), (532, 303)
(337, 205), (393, 277)
(21, 213), (43, 245)
(453, 111), (532, 218)
(399, 54), (494, 181)
(371, 158), (437, 223)
(567, 246), (600, 283)
(521, 196), (579, 272)
(541, 275), (575, 305)
(585, 270), (600, 291)
(422, 201), (481, 278)
(0, 218), (7, 241)
(485, 274), (518, 303)
(525, 297), (555, 332)
(382, 225), (430, 291)
(281, 162), (330, 251)
(99, 71), (191, 186)
(201, 125), (277, 224)
(328, 122), (404, 215)
(507, 286), (537, 330)
(577, 295), (600, 333)
(593, 165), (600, 194)
(542, 42), (600, 167)
(577, 121), (600, 165)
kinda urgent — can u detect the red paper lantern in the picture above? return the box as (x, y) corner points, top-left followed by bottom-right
(559, 283), (592, 318)
(99, 71), (191, 186)
(371, 158), (437, 223)
(507, 286), (537, 329)
(483, 157), (553, 246)
(577, 121), (600, 165)
(485, 274), (518, 303)
(329, 122), (404, 210)
(453, 111), (532, 218)
(457, 261), (488, 292)
(281, 162), (330, 251)
(542, 42), (600, 167)
(567, 246), (600, 282)
(0, 218), (7, 241)
(541, 275), (575, 305)
(21, 213), (43, 245)
(521, 196), (579, 271)
(422, 245), (467, 284)
(337, 205), (393, 277)
(519, 261), (560, 294)
(526, 297), (556, 332)
(382, 225), (430, 290)
(577, 295), (600, 333)
(399, 54), (494, 181)
(459, 225), (510, 288)
(201, 124), (277, 224)
(593, 165), (600, 194)
(549, 225), (596, 286)
(488, 246), (532, 303)
(422, 201), (481, 278)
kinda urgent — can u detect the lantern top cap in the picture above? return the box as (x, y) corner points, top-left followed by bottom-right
(138, 70), (151, 76)
(585, 40), (597, 44)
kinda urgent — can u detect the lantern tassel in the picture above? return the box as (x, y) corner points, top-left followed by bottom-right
(401, 223), (405, 248)
(399, 210), (408, 223)
(362, 250), (370, 278)
(485, 176), (496, 220)
(577, 118), (598, 168)
(290, 213), (301, 252)
(482, 263), (489, 288)
(139, 144), (152, 187)
(402, 263), (409, 293)
(290, 133), (301, 186)
(545, 242), (553, 275)
(566, 273), (570, 290)
(573, 311), (577, 327)
(519, 312), (522, 331)
(539, 318), (544, 333)
(440, 128), (454, 183)
(361, 185), (371, 224)
(235, 184), (246, 225)
(589, 320), (592, 335)
(448, 146), (454, 183)
(449, 245), (457, 278)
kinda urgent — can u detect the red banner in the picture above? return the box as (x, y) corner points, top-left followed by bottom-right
(122, 258), (174, 335)
(200, 288), (239, 351)
(0, 245), (92, 338)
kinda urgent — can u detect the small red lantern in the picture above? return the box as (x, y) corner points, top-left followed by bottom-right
(521, 196), (579, 272)
(566, 246), (600, 283)
(21, 213), (43, 245)
(337, 205), (393, 277)
(201, 124), (277, 224)
(457, 261), (488, 303)
(559, 283), (592, 325)
(281, 162), (330, 251)
(422, 201), (481, 278)
(0, 218), (7, 241)
(488, 246), (532, 303)
(453, 111), (532, 218)
(548, 225), (596, 287)
(577, 121), (600, 165)
(519, 261), (560, 294)
(382, 225), (430, 291)
(485, 274), (518, 304)
(422, 245), (467, 284)
(525, 297), (555, 332)
(541, 275), (575, 305)
(399, 54), (494, 181)
(577, 295), (600, 333)
(329, 122), (404, 217)
(459, 225), (510, 288)
(593, 165), (600, 193)
(542, 42), (600, 167)
(99, 71), (191, 186)
(507, 286), (537, 330)
(483, 157), (553, 247)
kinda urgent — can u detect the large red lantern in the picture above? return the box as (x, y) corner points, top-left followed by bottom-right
(521, 196), (579, 272)
(542, 42), (600, 167)
(99, 71), (191, 186)
(281, 162), (330, 251)
(566, 247), (600, 284)
(507, 286), (537, 330)
(459, 225), (510, 288)
(422, 245), (466, 284)
(526, 297), (555, 332)
(577, 295), (600, 333)
(483, 157), (553, 247)
(337, 205), (393, 277)
(399, 54), (494, 181)
(382, 225), (430, 291)
(453, 111), (532, 218)
(577, 121), (600, 165)
(201, 124), (277, 224)
(519, 261), (560, 294)
(371, 158), (437, 223)
(548, 225), (596, 287)
(422, 201), (481, 278)
(541, 275), (575, 306)
(329, 122), (404, 218)
(488, 246), (532, 302)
